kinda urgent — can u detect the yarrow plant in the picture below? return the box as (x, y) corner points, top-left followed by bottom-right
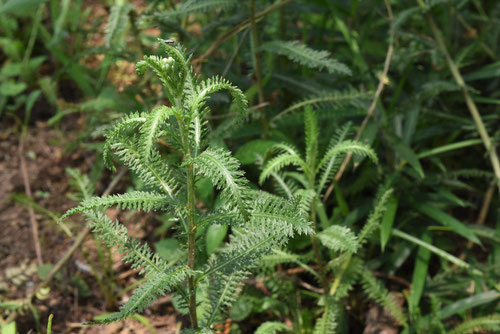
(59, 40), (312, 330)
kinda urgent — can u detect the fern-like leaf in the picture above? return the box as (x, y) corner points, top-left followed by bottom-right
(260, 154), (307, 185)
(139, 106), (174, 160)
(270, 171), (297, 199)
(188, 75), (248, 119)
(255, 322), (291, 334)
(66, 168), (94, 201)
(273, 89), (370, 122)
(317, 122), (352, 191)
(304, 106), (318, 169)
(259, 40), (351, 76)
(358, 188), (393, 244)
(203, 267), (249, 327)
(330, 256), (363, 300)
(104, 3), (132, 48)
(318, 225), (359, 254)
(104, 112), (147, 170)
(154, 0), (238, 20)
(360, 268), (407, 327)
(268, 142), (302, 157)
(112, 141), (177, 197)
(59, 191), (175, 222)
(448, 316), (500, 334)
(83, 211), (169, 276)
(91, 265), (191, 324)
(313, 296), (338, 334)
(294, 189), (316, 214)
(250, 192), (313, 236)
(197, 193), (312, 283)
(316, 140), (378, 176)
(197, 192), (313, 235)
(191, 147), (250, 220)
(136, 41), (189, 99)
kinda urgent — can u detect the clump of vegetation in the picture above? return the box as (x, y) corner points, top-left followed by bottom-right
(2, 0), (500, 332)
(60, 40), (312, 330)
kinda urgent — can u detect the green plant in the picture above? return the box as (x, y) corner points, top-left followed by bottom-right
(59, 40), (311, 330)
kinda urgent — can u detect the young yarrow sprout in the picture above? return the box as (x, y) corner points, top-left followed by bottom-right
(59, 39), (312, 330)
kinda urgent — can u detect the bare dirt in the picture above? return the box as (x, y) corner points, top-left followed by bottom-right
(0, 120), (180, 333)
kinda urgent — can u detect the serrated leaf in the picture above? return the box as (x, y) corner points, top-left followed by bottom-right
(235, 139), (276, 165)
(255, 322), (290, 334)
(318, 225), (358, 254)
(259, 40), (351, 76)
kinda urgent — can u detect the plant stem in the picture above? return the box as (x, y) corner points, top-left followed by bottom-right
(323, 17), (394, 204)
(329, 254), (351, 296)
(249, 0), (270, 138)
(310, 198), (328, 292)
(19, 136), (43, 265)
(185, 142), (198, 328)
(421, 8), (500, 193)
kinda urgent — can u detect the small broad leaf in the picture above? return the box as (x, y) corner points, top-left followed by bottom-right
(380, 195), (398, 252)
(206, 224), (228, 255)
(0, 0), (47, 14)
(0, 322), (16, 334)
(0, 81), (27, 96)
(235, 139), (276, 165)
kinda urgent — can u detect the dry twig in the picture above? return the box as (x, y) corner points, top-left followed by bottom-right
(18, 137), (43, 265)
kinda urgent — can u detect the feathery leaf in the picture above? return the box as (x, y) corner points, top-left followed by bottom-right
(259, 40), (351, 76)
(304, 106), (319, 169)
(255, 322), (291, 334)
(139, 106), (174, 161)
(318, 225), (359, 254)
(316, 140), (378, 175)
(91, 266), (191, 324)
(317, 122), (353, 192)
(112, 141), (177, 197)
(104, 112), (147, 170)
(192, 147), (250, 221)
(59, 191), (175, 222)
(260, 154), (307, 185)
(273, 89), (370, 122)
(313, 296), (338, 334)
(360, 268), (407, 327)
(104, 3), (132, 48)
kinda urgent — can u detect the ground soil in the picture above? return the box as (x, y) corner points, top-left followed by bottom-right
(0, 120), (180, 333)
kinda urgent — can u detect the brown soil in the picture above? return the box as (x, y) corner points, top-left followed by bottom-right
(0, 120), (179, 333)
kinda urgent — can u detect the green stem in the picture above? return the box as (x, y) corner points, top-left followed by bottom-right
(310, 198), (328, 293)
(186, 164), (198, 329)
(178, 89), (197, 328)
(329, 254), (351, 296)
(421, 8), (500, 193)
